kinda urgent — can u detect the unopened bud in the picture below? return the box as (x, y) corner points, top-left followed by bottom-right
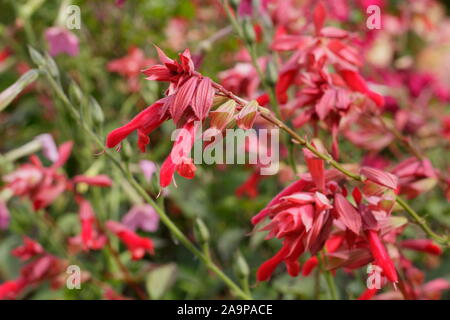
(0, 69), (39, 112)
(28, 46), (46, 67)
(89, 97), (104, 125)
(194, 218), (210, 245)
(234, 251), (249, 279)
(44, 52), (59, 78)
(242, 18), (256, 44)
(265, 60), (278, 87)
(236, 100), (259, 129)
(69, 81), (83, 105)
(210, 100), (236, 130)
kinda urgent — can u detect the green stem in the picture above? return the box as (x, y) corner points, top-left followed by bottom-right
(40, 66), (251, 300)
(318, 253), (339, 300)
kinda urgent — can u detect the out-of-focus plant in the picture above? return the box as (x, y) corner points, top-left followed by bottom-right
(0, 0), (449, 300)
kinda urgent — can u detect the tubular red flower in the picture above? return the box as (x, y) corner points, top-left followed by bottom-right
(338, 69), (385, 107)
(106, 221), (154, 260)
(106, 98), (168, 150)
(72, 175), (112, 187)
(366, 230), (398, 283)
(256, 244), (290, 281)
(357, 288), (378, 300)
(400, 239), (442, 256)
(302, 256), (319, 276)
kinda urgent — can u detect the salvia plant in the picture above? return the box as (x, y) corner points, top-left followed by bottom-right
(0, 0), (449, 301)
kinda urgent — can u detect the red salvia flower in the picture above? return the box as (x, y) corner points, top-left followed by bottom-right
(400, 239), (442, 256)
(106, 221), (155, 260)
(107, 47), (223, 187)
(70, 198), (107, 251)
(11, 237), (44, 261)
(366, 229), (398, 283)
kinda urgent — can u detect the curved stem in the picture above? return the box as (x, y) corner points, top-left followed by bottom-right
(40, 67), (252, 300)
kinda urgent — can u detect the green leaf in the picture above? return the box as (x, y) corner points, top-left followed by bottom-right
(0, 69), (39, 112)
(145, 263), (177, 299)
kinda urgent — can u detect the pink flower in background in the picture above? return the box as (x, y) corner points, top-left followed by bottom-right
(107, 47), (155, 92)
(115, 0), (126, 7)
(164, 18), (188, 51)
(44, 27), (79, 57)
(122, 204), (159, 232)
(0, 201), (9, 230)
(139, 160), (157, 181)
(35, 134), (58, 163)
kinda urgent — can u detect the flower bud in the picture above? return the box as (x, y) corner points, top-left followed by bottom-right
(69, 81), (83, 105)
(194, 218), (210, 245)
(0, 69), (39, 112)
(44, 52), (59, 78)
(242, 18), (256, 44)
(265, 60), (278, 87)
(89, 97), (104, 125)
(236, 100), (258, 129)
(210, 100), (236, 130)
(234, 251), (250, 279)
(28, 46), (46, 67)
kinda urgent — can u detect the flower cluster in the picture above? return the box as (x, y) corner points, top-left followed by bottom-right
(106, 47), (260, 188)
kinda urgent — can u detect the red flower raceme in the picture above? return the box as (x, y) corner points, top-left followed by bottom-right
(106, 221), (155, 260)
(106, 47), (260, 187)
(253, 147), (402, 283)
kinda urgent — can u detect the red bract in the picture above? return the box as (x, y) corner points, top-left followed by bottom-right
(253, 145), (405, 283)
(391, 157), (438, 199)
(106, 221), (155, 260)
(254, 151), (341, 281)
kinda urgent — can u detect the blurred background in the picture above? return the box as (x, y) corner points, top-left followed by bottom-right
(0, 0), (449, 300)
